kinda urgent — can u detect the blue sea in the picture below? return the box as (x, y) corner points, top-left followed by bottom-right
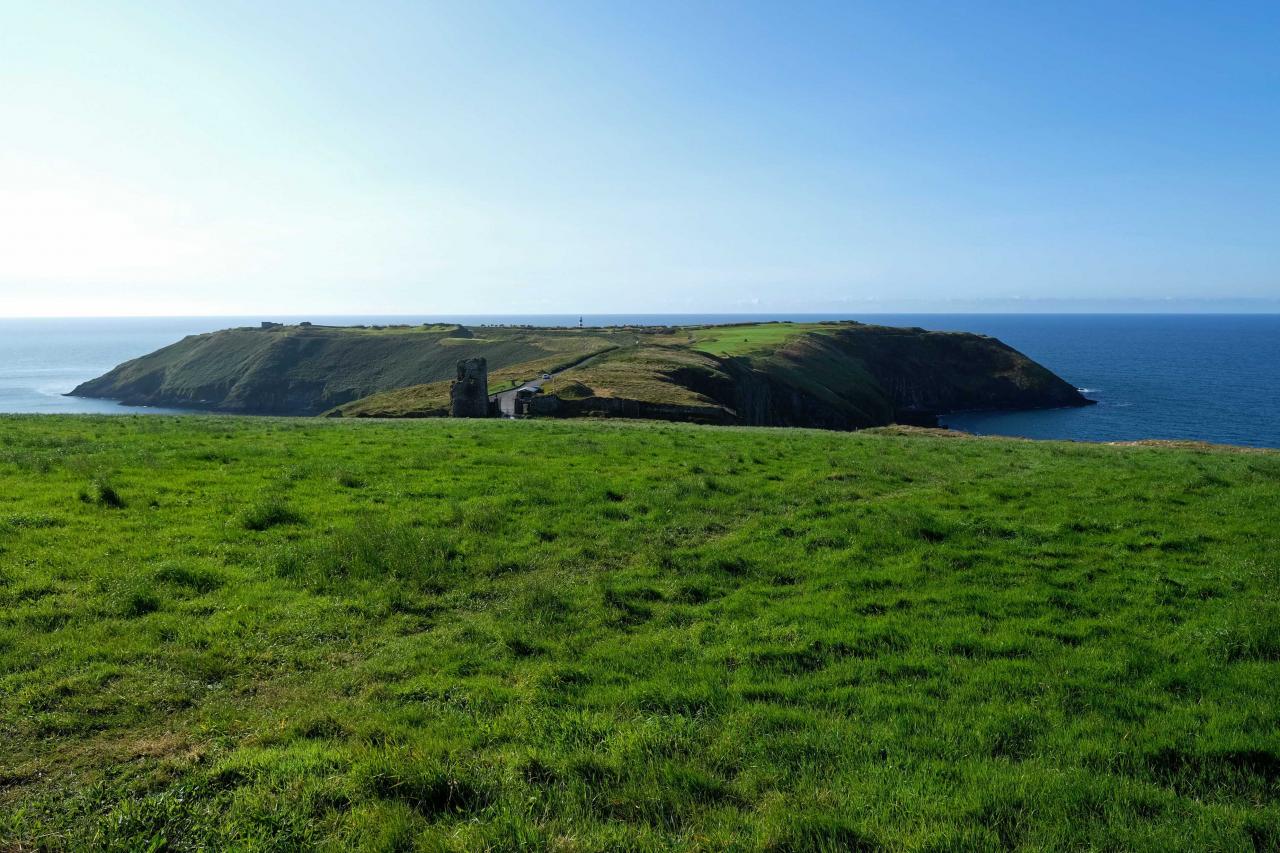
(1, 314), (1277, 448)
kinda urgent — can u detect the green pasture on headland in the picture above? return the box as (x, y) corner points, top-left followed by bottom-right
(1, 415), (1277, 850)
(687, 321), (818, 356)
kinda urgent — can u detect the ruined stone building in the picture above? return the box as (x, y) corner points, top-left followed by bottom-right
(450, 357), (490, 417)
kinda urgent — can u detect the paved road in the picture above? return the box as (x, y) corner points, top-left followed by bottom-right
(493, 374), (555, 417)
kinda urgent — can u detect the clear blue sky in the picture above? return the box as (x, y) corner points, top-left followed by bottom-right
(2, 1), (1278, 315)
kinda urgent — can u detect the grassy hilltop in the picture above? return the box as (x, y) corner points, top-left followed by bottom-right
(1, 415), (1278, 850)
(71, 321), (1089, 428)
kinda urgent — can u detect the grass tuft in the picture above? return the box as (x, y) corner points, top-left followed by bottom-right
(239, 496), (304, 531)
(81, 476), (126, 509)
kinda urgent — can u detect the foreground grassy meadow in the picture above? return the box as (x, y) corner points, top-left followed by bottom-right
(1, 416), (1278, 851)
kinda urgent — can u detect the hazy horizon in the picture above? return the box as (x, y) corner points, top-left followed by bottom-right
(3, 3), (1278, 316)
(5, 298), (1280, 321)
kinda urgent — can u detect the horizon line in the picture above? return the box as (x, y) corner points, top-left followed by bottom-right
(5, 309), (1280, 321)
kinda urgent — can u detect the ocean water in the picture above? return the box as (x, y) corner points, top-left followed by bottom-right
(0, 314), (1277, 448)
(872, 314), (1280, 449)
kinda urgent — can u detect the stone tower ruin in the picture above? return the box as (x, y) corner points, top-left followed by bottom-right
(450, 357), (489, 417)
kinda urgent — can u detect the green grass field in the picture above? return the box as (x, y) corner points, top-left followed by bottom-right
(688, 322), (819, 357)
(1, 416), (1277, 850)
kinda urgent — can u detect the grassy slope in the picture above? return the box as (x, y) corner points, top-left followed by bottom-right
(74, 326), (628, 415)
(326, 379), (455, 418)
(747, 331), (897, 423)
(540, 324), (831, 410)
(2, 416), (1278, 850)
(542, 346), (732, 409)
(542, 322), (1079, 428)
